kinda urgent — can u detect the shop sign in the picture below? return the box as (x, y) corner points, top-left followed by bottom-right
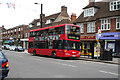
(99, 32), (120, 40)
(81, 35), (96, 40)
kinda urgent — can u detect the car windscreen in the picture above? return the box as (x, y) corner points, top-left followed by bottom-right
(18, 46), (22, 48)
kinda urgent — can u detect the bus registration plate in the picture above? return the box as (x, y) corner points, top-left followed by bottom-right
(72, 55), (76, 57)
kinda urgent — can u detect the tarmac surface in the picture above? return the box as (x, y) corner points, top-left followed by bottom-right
(24, 50), (119, 65)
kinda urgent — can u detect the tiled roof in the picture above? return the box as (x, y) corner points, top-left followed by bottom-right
(46, 12), (61, 20)
(74, 2), (120, 23)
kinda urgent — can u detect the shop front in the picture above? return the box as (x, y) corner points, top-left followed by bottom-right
(4, 40), (13, 45)
(81, 34), (97, 58)
(20, 38), (29, 50)
(99, 32), (120, 57)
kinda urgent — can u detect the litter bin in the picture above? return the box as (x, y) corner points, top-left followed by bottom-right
(100, 49), (113, 61)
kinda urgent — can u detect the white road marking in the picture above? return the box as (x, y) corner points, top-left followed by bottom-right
(51, 62), (77, 68)
(106, 64), (118, 67)
(99, 70), (119, 76)
(31, 58), (43, 61)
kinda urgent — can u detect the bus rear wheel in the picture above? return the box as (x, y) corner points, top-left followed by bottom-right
(33, 50), (37, 56)
(51, 51), (56, 58)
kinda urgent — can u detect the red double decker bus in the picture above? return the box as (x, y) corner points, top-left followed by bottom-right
(28, 24), (81, 58)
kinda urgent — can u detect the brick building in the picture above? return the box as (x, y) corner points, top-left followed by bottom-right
(2, 25), (29, 47)
(74, 0), (120, 58)
(0, 25), (6, 48)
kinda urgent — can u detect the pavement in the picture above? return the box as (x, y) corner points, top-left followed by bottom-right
(79, 56), (119, 65)
(24, 50), (119, 65)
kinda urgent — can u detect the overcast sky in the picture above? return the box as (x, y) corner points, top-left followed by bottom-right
(0, 0), (102, 29)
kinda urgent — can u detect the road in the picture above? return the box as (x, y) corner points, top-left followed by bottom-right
(2, 50), (119, 78)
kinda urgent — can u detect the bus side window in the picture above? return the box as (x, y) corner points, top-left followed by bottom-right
(29, 42), (33, 48)
(53, 40), (58, 49)
(38, 31), (41, 36)
(55, 26), (64, 34)
(53, 40), (64, 49)
(30, 32), (32, 37)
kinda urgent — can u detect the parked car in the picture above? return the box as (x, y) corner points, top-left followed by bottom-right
(0, 49), (9, 80)
(3, 45), (11, 50)
(9, 46), (17, 51)
(1, 46), (4, 49)
(15, 46), (24, 52)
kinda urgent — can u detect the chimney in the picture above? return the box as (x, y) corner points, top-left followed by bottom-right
(71, 13), (77, 22)
(2, 25), (4, 28)
(89, 0), (95, 4)
(61, 6), (67, 13)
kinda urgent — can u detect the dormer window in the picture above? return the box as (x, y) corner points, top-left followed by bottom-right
(46, 19), (51, 24)
(29, 24), (33, 28)
(37, 22), (40, 26)
(110, 1), (120, 11)
(46, 18), (55, 24)
(84, 7), (94, 17)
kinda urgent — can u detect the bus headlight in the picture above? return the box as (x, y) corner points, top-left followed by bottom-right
(77, 52), (81, 55)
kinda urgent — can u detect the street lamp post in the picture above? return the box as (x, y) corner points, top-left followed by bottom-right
(34, 3), (43, 28)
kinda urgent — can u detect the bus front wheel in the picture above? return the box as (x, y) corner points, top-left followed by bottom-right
(51, 51), (56, 57)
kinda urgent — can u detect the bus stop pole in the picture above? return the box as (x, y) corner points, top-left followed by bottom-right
(97, 40), (99, 59)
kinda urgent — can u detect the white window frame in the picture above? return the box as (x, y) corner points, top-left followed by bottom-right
(21, 28), (23, 31)
(87, 22), (95, 33)
(46, 19), (51, 24)
(77, 23), (84, 33)
(110, 1), (120, 11)
(29, 24), (33, 28)
(116, 17), (120, 29)
(21, 34), (22, 38)
(25, 33), (27, 37)
(84, 7), (94, 17)
(19, 28), (20, 31)
(101, 19), (110, 31)
(15, 29), (16, 32)
(37, 22), (40, 26)
(18, 34), (20, 38)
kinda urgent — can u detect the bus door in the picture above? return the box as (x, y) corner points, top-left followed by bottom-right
(53, 40), (64, 57)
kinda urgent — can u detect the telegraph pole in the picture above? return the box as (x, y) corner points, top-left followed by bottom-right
(34, 3), (43, 28)
(40, 4), (43, 28)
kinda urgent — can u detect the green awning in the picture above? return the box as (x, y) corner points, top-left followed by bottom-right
(4, 40), (12, 44)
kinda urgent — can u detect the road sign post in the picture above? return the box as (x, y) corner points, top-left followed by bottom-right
(96, 27), (101, 59)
